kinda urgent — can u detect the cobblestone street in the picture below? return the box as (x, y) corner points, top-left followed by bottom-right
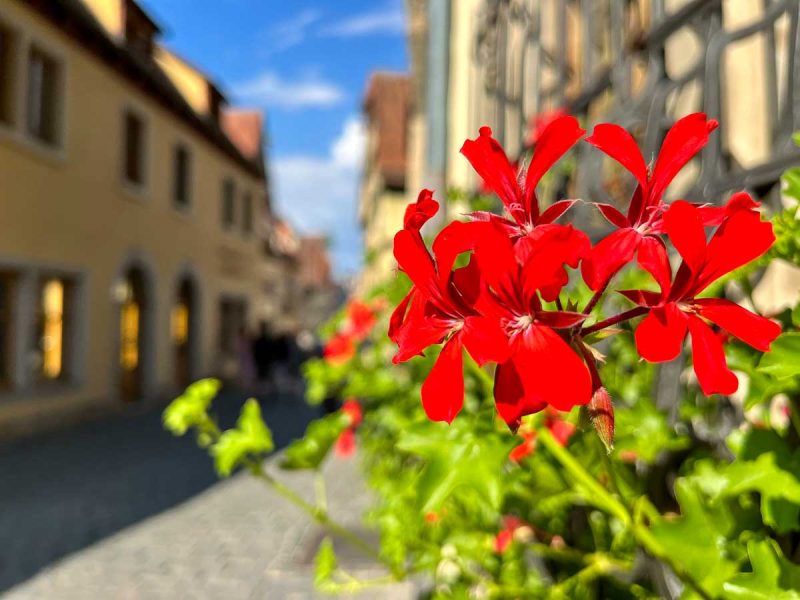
(0, 385), (414, 599)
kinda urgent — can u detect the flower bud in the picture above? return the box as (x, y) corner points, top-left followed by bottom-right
(588, 386), (614, 452)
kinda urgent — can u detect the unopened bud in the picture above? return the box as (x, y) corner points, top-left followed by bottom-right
(588, 386), (614, 452)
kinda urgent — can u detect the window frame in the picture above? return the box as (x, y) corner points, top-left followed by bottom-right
(172, 142), (192, 211)
(24, 42), (65, 149)
(242, 191), (254, 236)
(121, 107), (150, 194)
(221, 177), (236, 230)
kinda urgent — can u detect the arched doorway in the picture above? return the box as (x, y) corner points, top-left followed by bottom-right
(172, 277), (197, 388)
(118, 267), (147, 402)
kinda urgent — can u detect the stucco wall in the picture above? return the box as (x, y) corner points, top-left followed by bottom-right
(0, 0), (269, 434)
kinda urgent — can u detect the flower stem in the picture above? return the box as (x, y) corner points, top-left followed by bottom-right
(464, 354), (494, 399)
(244, 457), (383, 563)
(537, 430), (713, 600)
(583, 281), (609, 315)
(580, 307), (648, 336)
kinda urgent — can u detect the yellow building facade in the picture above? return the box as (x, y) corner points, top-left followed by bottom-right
(0, 0), (278, 436)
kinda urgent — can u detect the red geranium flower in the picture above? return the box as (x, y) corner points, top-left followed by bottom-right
(526, 107), (569, 148)
(341, 398), (363, 427)
(347, 301), (377, 341)
(509, 411), (575, 462)
(460, 115), (585, 238)
(622, 194), (780, 395)
(581, 113), (719, 290)
(335, 399), (363, 459)
(323, 332), (355, 364)
(390, 192), (510, 423)
(473, 223), (592, 428)
(494, 516), (530, 553)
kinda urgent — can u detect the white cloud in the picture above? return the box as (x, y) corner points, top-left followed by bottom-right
(263, 9), (321, 55)
(320, 4), (406, 38)
(272, 117), (366, 275)
(234, 72), (344, 109)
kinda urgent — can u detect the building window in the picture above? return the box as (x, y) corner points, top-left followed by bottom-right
(173, 144), (191, 208)
(242, 192), (253, 234)
(36, 278), (67, 380)
(0, 23), (17, 126)
(26, 46), (62, 145)
(222, 178), (235, 228)
(0, 273), (15, 388)
(123, 110), (146, 186)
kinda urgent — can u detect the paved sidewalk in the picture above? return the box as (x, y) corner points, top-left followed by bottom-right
(3, 453), (415, 599)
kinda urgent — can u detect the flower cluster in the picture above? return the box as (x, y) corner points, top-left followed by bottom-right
(334, 398), (363, 458)
(324, 299), (382, 364)
(389, 113), (781, 432)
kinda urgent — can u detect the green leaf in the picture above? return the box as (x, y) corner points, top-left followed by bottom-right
(757, 333), (800, 380)
(314, 537), (337, 588)
(397, 421), (511, 512)
(688, 453), (800, 533)
(723, 539), (800, 599)
(211, 399), (274, 477)
(162, 378), (221, 435)
(649, 479), (742, 597)
(280, 412), (350, 470)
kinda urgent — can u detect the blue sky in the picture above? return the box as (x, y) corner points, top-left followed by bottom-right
(140, 0), (409, 276)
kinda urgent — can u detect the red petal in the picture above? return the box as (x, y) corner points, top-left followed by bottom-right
(494, 528), (514, 553)
(662, 200), (707, 274)
(461, 315), (512, 366)
(461, 127), (523, 220)
(391, 295), (451, 363)
(581, 228), (641, 290)
(594, 203), (631, 228)
(494, 359), (546, 429)
(518, 325), (592, 412)
(524, 115), (585, 220)
(585, 123), (649, 191)
(649, 113), (717, 205)
(474, 222), (519, 301)
(335, 428), (356, 458)
(431, 220), (483, 286)
(694, 298), (781, 352)
(520, 224), (590, 301)
(393, 229), (437, 298)
(403, 189), (440, 233)
(421, 336), (465, 423)
(637, 235), (672, 298)
(694, 203), (775, 293)
(687, 315), (738, 395)
(634, 303), (688, 362)
(388, 288), (414, 342)
(537, 199), (579, 225)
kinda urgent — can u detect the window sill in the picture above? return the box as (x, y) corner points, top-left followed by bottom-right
(0, 125), (67, 165)
(0, 378), (83, 403)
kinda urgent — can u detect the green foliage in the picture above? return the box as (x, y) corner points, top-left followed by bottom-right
(723, 539), (800, 599)
(212, 399), (274, 477)
(163, 378), (221, 436)
(280, 411), (350, 471)
(314, 537), (338, 589)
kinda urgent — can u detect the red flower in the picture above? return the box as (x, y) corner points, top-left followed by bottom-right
(347, 301), (377, 341)
(509, 431), (537, 463)
(341, 398), (363, 427)
(581, 113), (719, 290)
(390, 192), (510, 423)
(335, 428), (356, 458)
(622, 195), (780, 395)
(460, 116), (585, 238)
(323, 333), (355, 364)
(494, 516), (529, 553)
(526, 108), (569, 148)
(335, 399), (363, 459)
(473, 223), (592, 428)
(509, 411), (575, 462)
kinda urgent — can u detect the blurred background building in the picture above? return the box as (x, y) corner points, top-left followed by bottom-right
(0, 0), (336, 437)
(359, 0), (800, 289)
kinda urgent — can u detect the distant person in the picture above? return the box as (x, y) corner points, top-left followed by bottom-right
(237, 326), (256, 389)
(252, 322), (274, 385)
